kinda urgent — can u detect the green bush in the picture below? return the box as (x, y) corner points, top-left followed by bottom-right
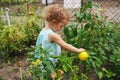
(0, 16), (41, 60)
(63, 0), (120, 79)
(23, 46), (89, 80)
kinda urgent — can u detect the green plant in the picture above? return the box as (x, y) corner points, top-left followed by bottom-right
(109, 48), (120, 79)
(23, 46), (57, 80)
(63, 0), (120, 79)
(0, 16), (41, 61)
(23, 46), (89, 80)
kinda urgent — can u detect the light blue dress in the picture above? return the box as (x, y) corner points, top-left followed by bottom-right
(35, 28), (61, 63)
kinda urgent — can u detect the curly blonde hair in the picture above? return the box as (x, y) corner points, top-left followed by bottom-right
(43, 4), (69, 24)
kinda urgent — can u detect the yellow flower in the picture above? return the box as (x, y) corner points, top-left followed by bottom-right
(17, 61), (23, 67)
(58, 69), (64, 75)
(29, 11), (34, 15)
(36, 59), (41, 65)
(31, 61), (35, 65)
(99, 8), (104, 12)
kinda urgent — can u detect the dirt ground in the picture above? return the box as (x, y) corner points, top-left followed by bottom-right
(0, 57), (98, 80)
(0, 56), (29, 80)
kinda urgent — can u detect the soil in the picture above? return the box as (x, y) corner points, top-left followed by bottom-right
(0, 56), (29, 80)
(0, 56), (99, 80)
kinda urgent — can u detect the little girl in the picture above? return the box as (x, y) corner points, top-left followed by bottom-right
(36, 4), (85, 64)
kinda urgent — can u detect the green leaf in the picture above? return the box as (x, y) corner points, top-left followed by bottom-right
(86, 13), (91, 20)
(116, 59), (120, 62)
(98, 72), (103, 79)
(84, 23), (90, 31)
(63, 64), (68, 72)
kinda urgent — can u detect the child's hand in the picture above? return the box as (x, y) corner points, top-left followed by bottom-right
(78, 48), (85, 52)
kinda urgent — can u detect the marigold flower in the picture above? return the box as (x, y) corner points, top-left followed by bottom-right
(99, 8), (104, 12)
(17, 61), (23, 67)
(58, 70), (64, 75)
(36, 59), (41, 65)
(31, 61), (35, 65)
(29, 11), (34, 15)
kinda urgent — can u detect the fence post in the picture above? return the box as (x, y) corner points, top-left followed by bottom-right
(46, 0), (48, 6)
(81, 0), (83, 7)
(5, 8), (11, 26)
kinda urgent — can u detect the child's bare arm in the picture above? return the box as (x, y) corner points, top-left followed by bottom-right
(49, 33), (85, 53)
